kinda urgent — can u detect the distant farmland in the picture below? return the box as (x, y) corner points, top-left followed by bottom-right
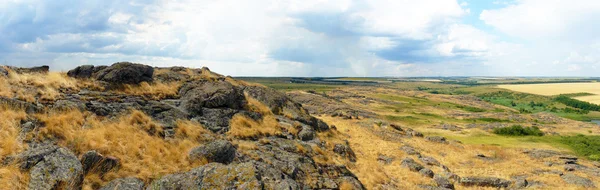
(499, 83), (600, 104)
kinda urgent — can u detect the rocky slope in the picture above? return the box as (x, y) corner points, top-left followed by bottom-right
(0, 63), (363, 189)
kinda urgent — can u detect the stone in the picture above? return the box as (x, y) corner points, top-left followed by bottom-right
(21, 145), (84, 190)
(0, 65), (8, 77)
(148, 162), (262, 190)
(459, 176), (511, 188)
(333, 142), (357, 162)
(377, 154), (394, 165)
(298, 126), (316, 141)
(100, 177), (145, 190)
(179, 80), (246, 115)
(560, 173), (595, 188)
(67, 65), (96, 78)
(401, 158), (424, 172)
(419, 156), (440, 166)
(420, 168), (434, 178)
(434, 174), (455, 189)
(189, 140), (236, 164)
(10, 65), (49, 74)
(94, 62), (154, 84)
(425, 136), (447, 143)
(400, 145), (421, 156)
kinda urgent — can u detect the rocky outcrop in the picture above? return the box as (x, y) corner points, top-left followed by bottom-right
(459, 176), (512, 188)
(333, 142), (357, 162)
(401, 158), (424, 172)
(100, 177), (145, 190)
(245, 86), (328, 131)
(434, 174), (455, 189)
(0, 65), (8, 77)
(9, 65), (50, 74)
(148, 162), (274, 189)
(188, 140), (236, 164)
(15, 144), (84, 190)
(179, 79), (246, 115)
(560, 173), (595, 188)
(94, 62), (154, 84)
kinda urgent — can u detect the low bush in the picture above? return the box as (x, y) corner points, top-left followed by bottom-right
(493, 125), (544, 136)
(558, 135), (600, 161)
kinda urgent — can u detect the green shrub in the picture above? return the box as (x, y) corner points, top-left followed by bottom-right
(493, 125), (544, 136)
(558, 135), (600, 161)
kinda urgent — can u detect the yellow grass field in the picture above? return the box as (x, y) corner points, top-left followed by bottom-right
(498, 83), (600, 104)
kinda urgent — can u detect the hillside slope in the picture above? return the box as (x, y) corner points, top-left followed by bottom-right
(0, 63), (363, 189)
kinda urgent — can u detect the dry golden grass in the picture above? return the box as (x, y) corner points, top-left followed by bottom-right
(117, 81), (181, 100)
(0, 165), (29, 189)
(319, 115), (600, 189)
(0, 106), (27, 157)
(227, 114), (282, 139)
(30, 109), (211, 187)
(0, 71), (79, 102)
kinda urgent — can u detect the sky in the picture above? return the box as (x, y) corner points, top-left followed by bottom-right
(1, 0), (600, 77)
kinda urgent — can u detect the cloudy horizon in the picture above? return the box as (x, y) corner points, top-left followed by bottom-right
(1, 0), (600, 77)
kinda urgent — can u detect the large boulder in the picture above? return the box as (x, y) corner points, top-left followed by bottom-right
(179, 79), (246, 115)
(100, 177), (145, 190)
(94, 62), (154, 84)
(16, 144), (84, 190)
(188, 140), (236, 164)
(67, 65), (97, 78)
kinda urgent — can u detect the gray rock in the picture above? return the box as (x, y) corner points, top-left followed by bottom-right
(0, 97), (43, 114)
(418, 184), (453, 190)
(420, 168), (434, 178)
(425, 136), (447, 143)
(377, 154), (394, 165)
(400, 145), (421, 156)
(194, 108), (239, 133)
(80, 150), (120, 176)
(560, 173), (595, 187)
(52, 99), (85, 111)
(100, 177), (145, 190)
(564, 164), (578, 171)
(459, 176), (511, 188)
(405, 128), (424, 137)
(9, 65), (49, 74)
(401, 158), (424, 172)
(189, 140), (236, 164)
(179, 79), (246, 115)
(26, 146), (84, 190)
(0, 65), (8, 77)
(244, 86), (325, 130)
(419, 156), (440, 166)
(94, 62), (154, 84)
(524, 149), (560, 159)
(434, 174), (455, 189)
(298, 126), (316, 141)
(333, 142), (357, 162)
(148, 162), (262, 190)
(512, 177), (528, 189)
(67, 65), (96, 78)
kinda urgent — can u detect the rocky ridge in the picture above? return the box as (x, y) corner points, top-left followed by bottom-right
(0, 63), (364, 189)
